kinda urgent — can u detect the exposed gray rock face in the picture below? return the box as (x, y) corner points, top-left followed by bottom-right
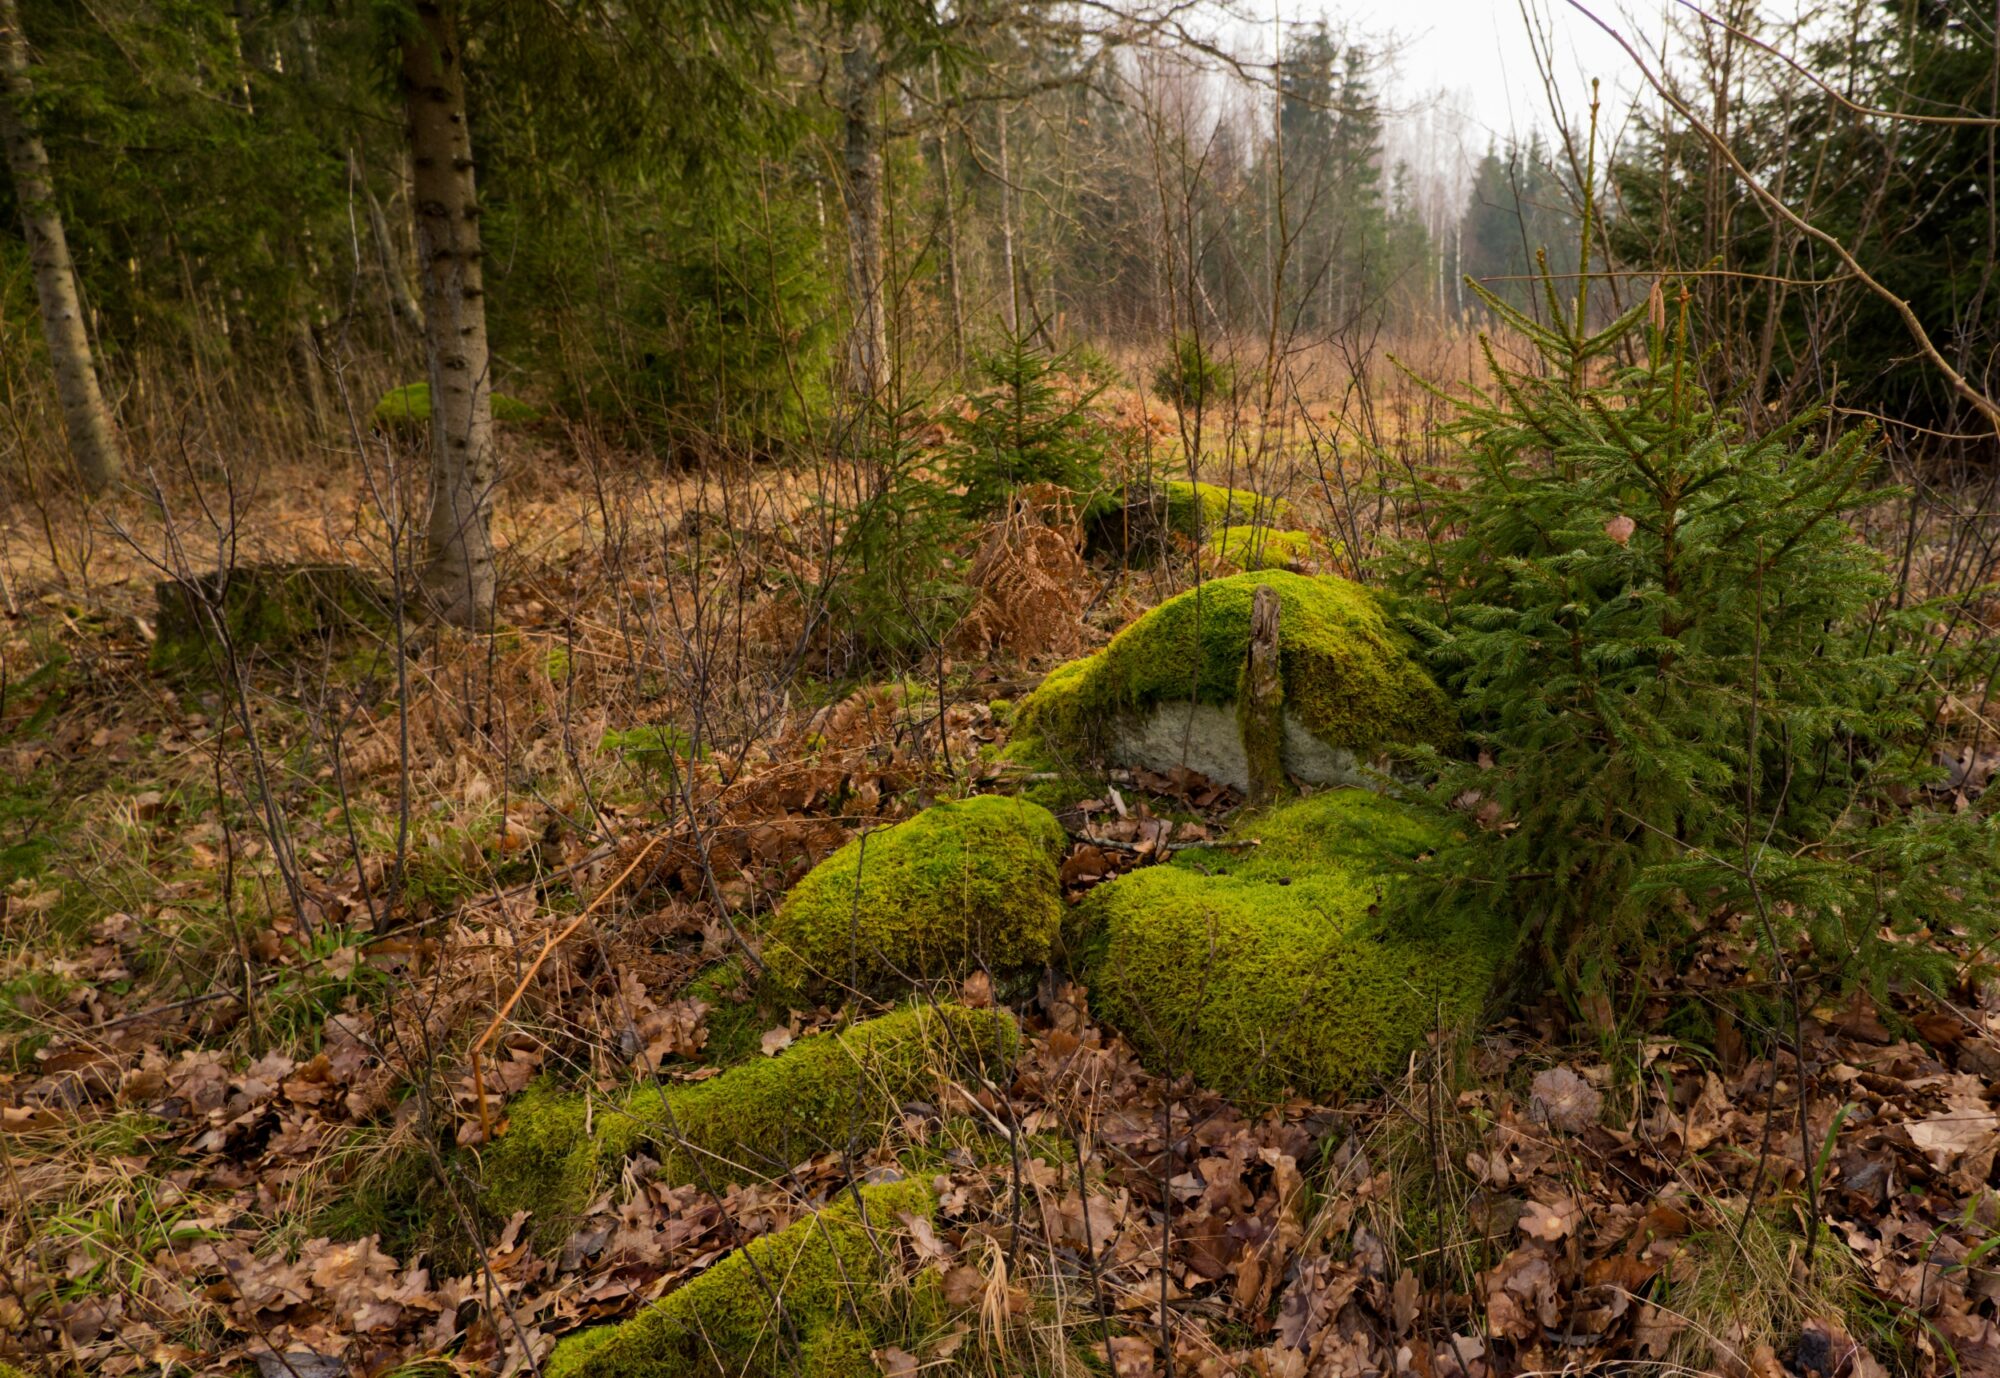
(1109, 699), (1371, 793)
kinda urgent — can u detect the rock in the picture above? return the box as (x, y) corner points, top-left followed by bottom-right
(763, 795), (1066, 993)
(151, 562), (390, 673)
(1087, 479), (1290, 557)
(1012, 570), (1454, 791)
(1208, 526), (1317, 571)
(543, 1178), (938, 1378)
(1065, 790), (1510, 1104)
(478, 1004), (1016, 1244)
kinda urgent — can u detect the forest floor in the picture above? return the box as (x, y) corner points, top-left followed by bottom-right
(4, 394), (2000, 1378)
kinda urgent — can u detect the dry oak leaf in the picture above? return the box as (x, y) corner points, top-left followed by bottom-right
(759, 1025), (793, 1057)
(1906, 1095), (2000, 1169)
(1518, 1196), (1581, 1243)
(1529, 1066), (1602, 1134)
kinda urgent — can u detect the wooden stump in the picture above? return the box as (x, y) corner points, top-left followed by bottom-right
(1237, 582), (1286, 806)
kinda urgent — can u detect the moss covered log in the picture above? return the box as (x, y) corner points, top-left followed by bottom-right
(544, 1178), (938, 1378)
(480, 1003), (1017, 1241)
(1012, 570), (1454, 771)
(1066, 790), (1509, 1104)
(763, 795), (1066, 993)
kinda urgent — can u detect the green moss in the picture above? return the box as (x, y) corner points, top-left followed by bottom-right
(1164, 481), (1289, 539)
(1207, 527), (1316, 570)
(150, 563), (391, 674)
(1013, 571), (1455, 768)
(1067, 790), (1508, 1104)
(682, 956), (773, 1067)
(480, 1004), (1017, 1241)
(372, 381), (540, 431)
(544, 1179), (936, 1378)
(763, 796), (1067, 993)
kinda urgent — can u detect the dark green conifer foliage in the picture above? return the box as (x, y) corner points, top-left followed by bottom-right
(946, 326), (1108, 516)
(1390, 154), (2000, 1003)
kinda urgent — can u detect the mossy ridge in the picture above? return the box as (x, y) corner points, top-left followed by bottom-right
(542, 1178), (938, 1378)
(1013, 571), (1456, 768)
(1207, 527), (1317, 571)
(479, 1004), (1018, 1241)
(1068, 790), (1508, 1105)
(372, 381), (539, 431)
(763, 795), (1066, 994)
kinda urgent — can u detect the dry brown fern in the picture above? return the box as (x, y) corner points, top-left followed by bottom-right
(953, 486), (1088, 661)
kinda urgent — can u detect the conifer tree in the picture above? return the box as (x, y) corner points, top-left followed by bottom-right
(1391, 143), (2000, 1004)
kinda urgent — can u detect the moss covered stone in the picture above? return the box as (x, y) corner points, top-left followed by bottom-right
(372, 381), (539, 432)
(151, 562), (391, 673)
(1206, 527), (1316, 571)
(1067, 789), (1509, 1104)
(1012, 571), (1454, 789)
(763, 795), (1066, 993)
(1164, 480), (1290, 539)
(543, 1178), (937, 1378)
(480, 1003), (1017, 1241)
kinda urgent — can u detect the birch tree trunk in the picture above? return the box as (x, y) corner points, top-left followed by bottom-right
(838, 20), (887, 399)
(400, 0), (495, 628)
(0, 0), (123, 494)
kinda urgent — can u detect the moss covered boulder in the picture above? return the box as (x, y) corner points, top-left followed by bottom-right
(1013, 570), (1453, 793)
(1087, 479), (1291, 557)
(763, 795), (1066, 993)
(545, 1177), (938, 1378)
(151, 562), (391, 673)
(1068, 789), (1509, 1104)
(372, 381), (539, 432)
(1207, 526), (1316, 571)
(480, 1003), (1017, 1241)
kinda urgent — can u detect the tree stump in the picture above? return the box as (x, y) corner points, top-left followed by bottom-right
(1237, 582), (1286, 806)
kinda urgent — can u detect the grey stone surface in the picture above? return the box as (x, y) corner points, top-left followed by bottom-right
(1109, 699), (1370, 793)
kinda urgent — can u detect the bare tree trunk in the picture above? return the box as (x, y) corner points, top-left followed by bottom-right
(1238, 584), (1285, 807)
(839, 20), (887, 398)
(0, 0), (122, 494)
(401, 0), (495, 628)
(931, 57), (964, 373)
(998, 103), (1019, 333)
(352, 150), (425, 339)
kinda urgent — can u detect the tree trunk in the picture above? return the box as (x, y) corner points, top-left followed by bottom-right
(352, 150), (425, 339)
(400, 0), (495, 628)
(1237, 584), (1286, 807)
(0, 0), (123, 494)
(839, 20), (887, 398)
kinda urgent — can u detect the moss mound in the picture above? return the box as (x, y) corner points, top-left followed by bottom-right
(1067, 789), (1509, 1104)
(1014, 570), (1454, 769)
(1206, 527), (1316, 570)
(372, 381), (539, 431)
(764, 795), (1066, 993)
(544, 1178), (938, 1378)
(480, 1003), (1017, 1240)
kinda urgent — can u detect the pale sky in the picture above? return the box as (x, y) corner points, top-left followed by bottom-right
(1297, 0), (1658, 147)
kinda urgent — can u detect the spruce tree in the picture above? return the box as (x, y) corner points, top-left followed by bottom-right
(1390, 159), (2000, 1004)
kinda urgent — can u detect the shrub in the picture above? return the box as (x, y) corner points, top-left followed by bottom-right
(764, 795), (1067, 992)
(543, 1178), (939, 1378)
(1150, 334), (1236, 411)
(813, 402), (972, 666)
(1387, 228), (2000, 998)
(946, 327), (1110, 517)
(478, 1003), (1017, 1240)
(1067, 789), (1508, 1103)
